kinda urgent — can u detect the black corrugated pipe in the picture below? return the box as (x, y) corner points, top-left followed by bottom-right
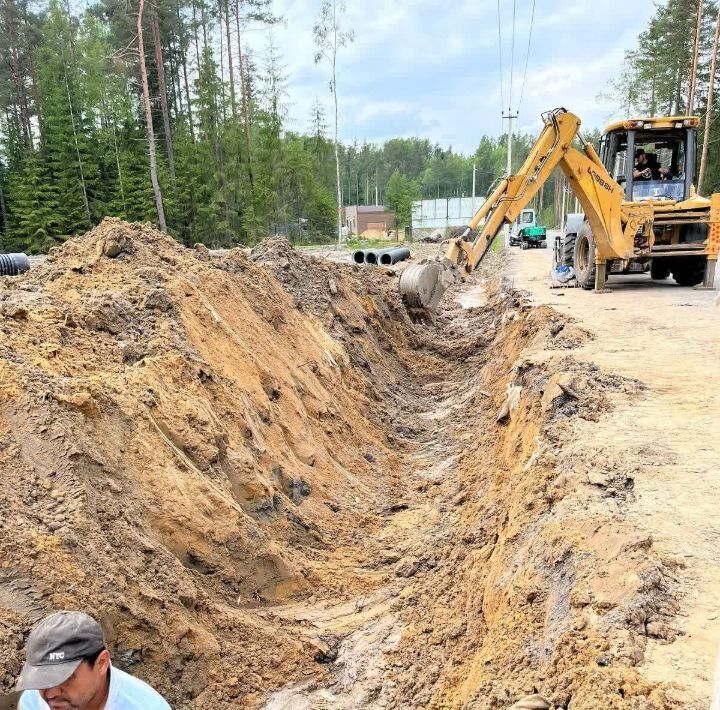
(0, 253), (30, 276)
(379, 247), (410, 266)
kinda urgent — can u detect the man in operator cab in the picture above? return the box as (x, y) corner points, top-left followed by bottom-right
(645, 152), (669, 180)
(633, 148), (652, 180)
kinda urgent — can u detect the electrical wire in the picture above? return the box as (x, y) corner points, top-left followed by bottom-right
(517, 0), (536, 115)
(496, 0), (505, 115)
(509, 0), (516, 111)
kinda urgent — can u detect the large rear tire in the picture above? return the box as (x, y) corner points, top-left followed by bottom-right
(573, 223), (597, 290)
(650, 259), (671, 280)
(672, 256), (706, 286)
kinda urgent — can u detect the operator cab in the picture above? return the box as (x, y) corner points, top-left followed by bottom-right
(509, 208), (536, 245)
(598, 117), (700, 203)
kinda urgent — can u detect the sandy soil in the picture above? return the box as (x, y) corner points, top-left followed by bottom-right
(503, 239), (720, 707)
(0, 222), (716, 709)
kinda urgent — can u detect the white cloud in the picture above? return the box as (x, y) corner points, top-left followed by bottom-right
(244, 0), (658, 152)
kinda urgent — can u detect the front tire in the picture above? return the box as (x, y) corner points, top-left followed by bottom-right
(650, 259), (671, 280)
(573, 223), (597, 290)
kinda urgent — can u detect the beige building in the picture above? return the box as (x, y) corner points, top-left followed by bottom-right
(343, 205), (396, 236)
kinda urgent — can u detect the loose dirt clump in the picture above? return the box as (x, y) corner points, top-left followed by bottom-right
(0, 222), (688, 708)
(0, 220), (418, 707)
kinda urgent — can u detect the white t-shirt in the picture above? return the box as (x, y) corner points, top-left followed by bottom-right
(18, 665), (170, 709)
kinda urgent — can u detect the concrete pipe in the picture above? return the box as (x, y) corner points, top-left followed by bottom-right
(379, 247), (411, 266)
(0, 253), (30, 276)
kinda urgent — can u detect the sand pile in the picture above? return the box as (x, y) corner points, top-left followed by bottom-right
(0, 219), (416, 707)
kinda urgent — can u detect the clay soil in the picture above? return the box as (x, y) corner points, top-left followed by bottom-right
(0, 220), (712, 708)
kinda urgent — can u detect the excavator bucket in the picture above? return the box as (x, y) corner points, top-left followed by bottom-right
(399, 259), (457, 311)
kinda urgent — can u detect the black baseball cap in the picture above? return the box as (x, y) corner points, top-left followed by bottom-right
(16, 611), (105, 691)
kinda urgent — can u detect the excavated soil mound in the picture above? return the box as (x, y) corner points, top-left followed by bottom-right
(0, 219), (422, 707)
(0, 220), (685, 709)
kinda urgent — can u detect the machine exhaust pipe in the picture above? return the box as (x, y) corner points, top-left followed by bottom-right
(379, 247), (410, 266)
(0, 253), (30, 276)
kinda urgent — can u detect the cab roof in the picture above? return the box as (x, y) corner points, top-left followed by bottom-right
(602, 116), (700, 134)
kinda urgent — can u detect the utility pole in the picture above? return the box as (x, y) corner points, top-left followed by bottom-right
(700, 2), (720, 191)
(503, 109), (517, 246)
(472, 161), (476, 216)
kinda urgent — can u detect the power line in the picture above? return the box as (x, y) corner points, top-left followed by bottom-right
(496, 0), (505, 114)
(517, 0), (536, 115)
(508, 0), (516, 110)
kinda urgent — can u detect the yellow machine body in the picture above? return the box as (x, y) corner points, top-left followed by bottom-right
(400, 108), (719, 306)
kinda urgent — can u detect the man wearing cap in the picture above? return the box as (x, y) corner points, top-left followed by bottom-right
(16, 611), (170, 709)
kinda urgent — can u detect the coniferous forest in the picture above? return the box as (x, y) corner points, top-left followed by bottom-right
(0, 0), (718, 252)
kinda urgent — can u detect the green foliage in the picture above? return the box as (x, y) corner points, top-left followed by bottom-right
(0, 0), (568, 251)
(605, 0), (720, 194)
(609, 0), (707, 115)
(384, 170), (420, 228)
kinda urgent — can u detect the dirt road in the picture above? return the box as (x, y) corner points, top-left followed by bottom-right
(504, 239), (720, 705)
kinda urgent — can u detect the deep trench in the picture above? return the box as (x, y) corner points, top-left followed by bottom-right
(0, 231), (679, 710)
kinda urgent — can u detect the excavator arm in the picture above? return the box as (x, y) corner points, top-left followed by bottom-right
(400, 108), (644, 309)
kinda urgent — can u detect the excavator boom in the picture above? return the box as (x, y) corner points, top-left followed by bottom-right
(399, 108), (642, 309)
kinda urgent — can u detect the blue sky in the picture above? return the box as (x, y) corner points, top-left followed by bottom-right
(244, 0), (658, 154)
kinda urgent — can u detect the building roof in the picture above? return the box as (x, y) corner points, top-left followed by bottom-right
(354, 205), (389, 213)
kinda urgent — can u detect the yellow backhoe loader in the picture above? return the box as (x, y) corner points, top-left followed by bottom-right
(400, 107), (720, 309)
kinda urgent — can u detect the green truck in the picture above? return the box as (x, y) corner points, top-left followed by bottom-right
(509, 208), (547, 249)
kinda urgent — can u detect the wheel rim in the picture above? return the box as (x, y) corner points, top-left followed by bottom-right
(577, 235), (589, 273)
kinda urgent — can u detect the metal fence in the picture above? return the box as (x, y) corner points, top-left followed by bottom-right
(411, 197), (484, 230)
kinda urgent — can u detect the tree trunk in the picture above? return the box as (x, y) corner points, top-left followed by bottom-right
(111, 120), (127, 214)
(331, 0), (343, 245)
(688, 0), (704, 114)
(182, 56), (195, 142)
(137, 0), (167, 231)
(169, 38), (181, 120)
(5, 0), (32, 147)
(28, 49), (44, 142)
(223, 0), (236, 120)
(699, 4), (720, 191)
(176, 7), (195, 141)
(201, 0), (209, 53)
(234, 0), (253, 186)
(151, 14), (176, 181)
(62, 60), (91, 227)
(192, 1), (202, 73)
(332, 66), (342, 245)
(0, 181), (7, 235)
(217, 0), (227, 125)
